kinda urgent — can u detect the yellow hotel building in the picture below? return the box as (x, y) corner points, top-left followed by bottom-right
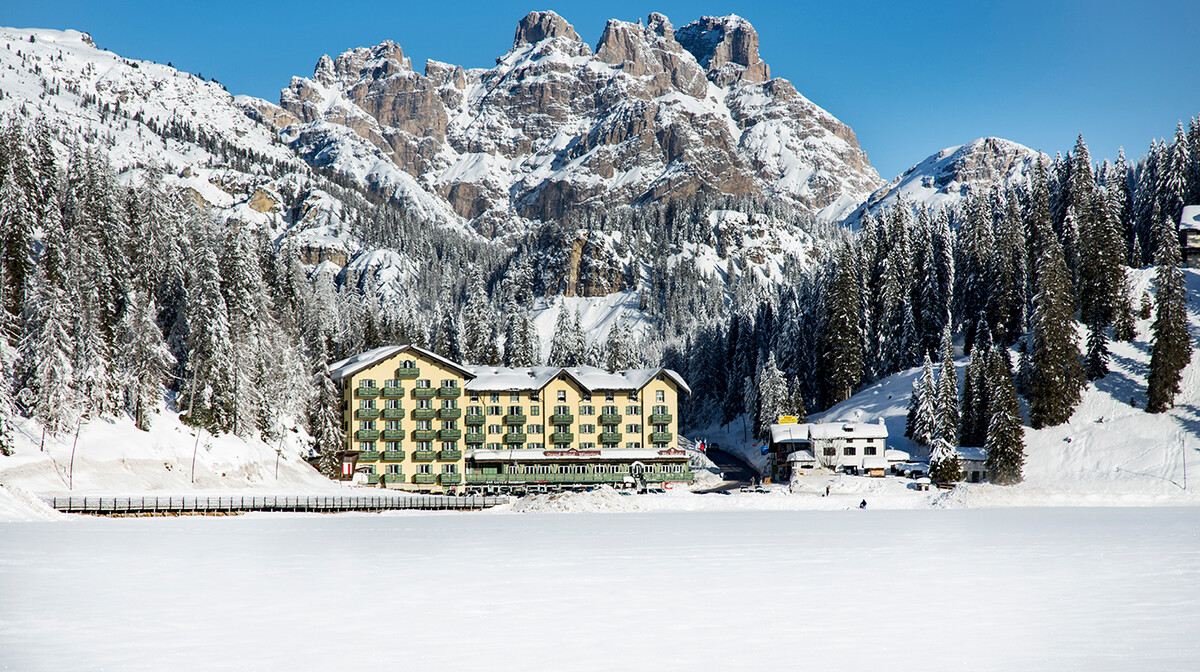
(328, 345), (693, 494)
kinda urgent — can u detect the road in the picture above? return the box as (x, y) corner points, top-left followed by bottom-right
(694, 447), (761, 493)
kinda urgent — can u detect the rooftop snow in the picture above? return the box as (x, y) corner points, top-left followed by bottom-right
(1181, 205), (1200, 231)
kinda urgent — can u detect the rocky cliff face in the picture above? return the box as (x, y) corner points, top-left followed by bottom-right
(275, 11), (883, 233)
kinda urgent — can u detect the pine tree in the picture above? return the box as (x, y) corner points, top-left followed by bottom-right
(984, 348), (1025, 484)
(1146, 217), (1193, 413)
(929, 439), (961, 484)
(933, 326), (959, 447)
(822, 246), (863, 405)
(755, 352), (787, 440)
(1028, 161), (1085, 428)
(309, 361), (343, 478)
(113, 290), (175, 430)
(908, 353), (938, 446)
(548, 307), (578, 367)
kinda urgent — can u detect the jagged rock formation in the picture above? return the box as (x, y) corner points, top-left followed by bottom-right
(275, 10), (883, 233)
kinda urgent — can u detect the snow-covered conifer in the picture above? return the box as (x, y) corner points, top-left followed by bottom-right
(1146, 217), (1193, 413)
(113, 290), (175, 430)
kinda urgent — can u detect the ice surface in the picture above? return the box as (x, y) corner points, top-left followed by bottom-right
(1, 508), (1198, 671)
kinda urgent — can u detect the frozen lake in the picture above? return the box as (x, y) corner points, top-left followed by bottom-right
(2, 507), (1199, 671)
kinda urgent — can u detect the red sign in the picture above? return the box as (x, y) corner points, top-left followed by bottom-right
(658, 448), (686, 456)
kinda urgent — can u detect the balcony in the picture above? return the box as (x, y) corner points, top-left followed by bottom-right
(464, 433), (485, 444)
(395, 367), (420, 378)
(599, 414), (621, 425)
(438, 408), (462, 419)
(411, 430), (437, 441)
(599, 432), (622, 444)
(381, 387), (405, 398)
(550, 413), (574, 424)
(381, 450), (405, 461)
(382, 473), (406, 484)
(504, 414), (526, 425)
(412, 473), (436, 484)
(381, 429), (405, 441)
(464, 414), (485, 425)
(354, 408), (380, 419)
(412, 388), (436, 399)
(643, 471), (693, 483)
(412, 450), (436, 461)
(649, 432), (674, 443)
(649, 413), (673, 424)
(504, 432), (527, 444)
(354, 430), (380, 441)
(367, 473), (381, 484)
(438, 430), (461, 441)
(412, 408), (437, 420)
(356, 450), (380, 460)
(439, 449), (463, 460)
(355, 386), (380, 398)
(438, 386), (462, 398)
(551, 432), (574, 444)
(439, 473), (462, 485)
(381, 408), (404, 419)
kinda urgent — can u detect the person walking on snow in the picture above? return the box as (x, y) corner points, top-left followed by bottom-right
(859, 499), (867, 509)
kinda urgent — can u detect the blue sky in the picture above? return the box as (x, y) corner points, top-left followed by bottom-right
(5, 0), (1199, 179)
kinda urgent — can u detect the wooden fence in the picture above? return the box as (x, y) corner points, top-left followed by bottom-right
(43, 494), (507, 516)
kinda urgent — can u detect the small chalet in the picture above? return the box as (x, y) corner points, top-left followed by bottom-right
(768, 419), (889, 480)
(1181, 206), (1200, 269)
(956, 446), (988, 483)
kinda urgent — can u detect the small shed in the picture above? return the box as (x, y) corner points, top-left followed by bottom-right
(956, 446), (988, 483)
(862, 456), (888, 478)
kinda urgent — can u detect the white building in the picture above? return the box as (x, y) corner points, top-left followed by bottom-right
(768, 419), (889, 480)
(1181, 205), (1200, 268)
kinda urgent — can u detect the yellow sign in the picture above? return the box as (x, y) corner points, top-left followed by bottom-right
(777, 416), (798, 424)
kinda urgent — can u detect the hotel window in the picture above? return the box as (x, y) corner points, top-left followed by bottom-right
(602, 405), (618, 416)
(558, 390), (567, 402)
(417, 420), (431, 430)
(511, 393), (520, 402)
(399, 360), (416, 370)
(488, 424), (502, 434)
(442, 464), (457, 474)
(630, 391), (638, 402)
(653, 424), (667, 433)
(359, 379), (376, 388)
(386, 399), (401, 409)
(626, 405), (641, 415)
(418, 464), (431, 474)
(360, 420), (375, 430)
(441, 379), (457, 388)
(824, 447), (837, 456)
(581, 393), (592, 402)
(441, 420), (458, 430)
(865, 446), (878, 456)
(531, 392), (539, 402)
(656, 390), (665, 403)
(468, 405), (482, 415)
(625, 441), (642, 449)
(625, 424), (641, 433)
(580, 405), (595, 416)
(417, 399), (431, 409)
(385, 441), (401, 451)
(361, 464), (375, 474)
(386, 420), (401, 430)
(580, 442), (596, 450)
(442, 441), (457, 451)
(386, 464), (401, 474)
(386, 379), (400, 388)
(528, 424), (543, 434)
(487, 443), (501, 451)
(441, 399), (457, 409)
(416, 441), (432, 451)
(490, 394), (500, 403)
(358, 399), (375, 409)
(416, 379), (431, 388)
(508, 406), (524, 415)
(358, 442), (372, 451)
(488, 405), (502, 416)
(531, 405), (540, 416)
(653, 405), (668, 415)
(555, 405), (570, 415)
(606, 392), (615, 402)
(579, 424), (596, 434)
(844, 447), (857, 456)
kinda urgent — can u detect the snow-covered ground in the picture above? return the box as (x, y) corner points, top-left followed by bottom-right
(2, 507), (1198, 671)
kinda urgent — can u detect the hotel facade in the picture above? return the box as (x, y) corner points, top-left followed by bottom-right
(328, 345), (693, 493)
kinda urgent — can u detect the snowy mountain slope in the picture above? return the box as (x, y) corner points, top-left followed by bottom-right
(273, 11), (882, 232)
(843, 137), (1048, 226)
(706, 267), (1200, 497)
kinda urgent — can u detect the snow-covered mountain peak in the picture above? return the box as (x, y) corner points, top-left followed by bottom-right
(676, 14), (770, 87)
(513, 10), (587, 51)
(844, 136), (1048, 225)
